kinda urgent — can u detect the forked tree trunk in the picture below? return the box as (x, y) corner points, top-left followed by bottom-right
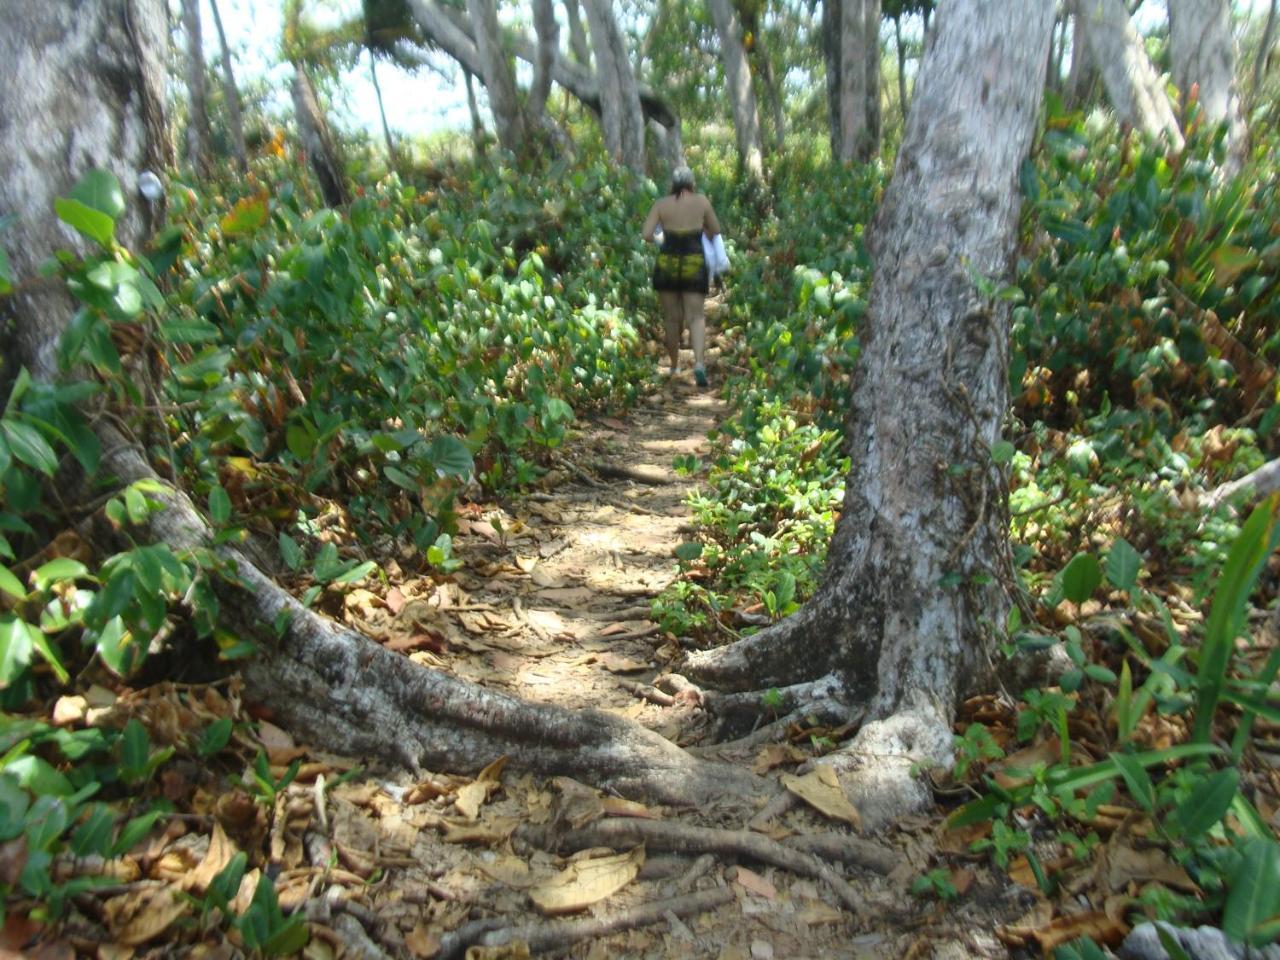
(685, 0), (1056, 829)
(291, 64), (351, 208)
(1, 0), (762, 810)
(1073, 0), (1184, 148)
(706, 0), (765, 180)
(180, 0), (213, 175)
(209, 0), (249, 173)
(591, 0), (646, 173)
(465, 0), (527, 154)
(1168, 0), (1246, 174)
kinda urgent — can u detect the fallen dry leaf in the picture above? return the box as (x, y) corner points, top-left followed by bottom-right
(183, 821), (236, 893)
(781, 769), (862, 830)
(530, 567), (564, 589)
(104, 886), (188, 946)
(1029, 910), (1128, 954)
(732, 866), (777, 900)
(385, 587), (407, 615)
(405, 924), (441, 959)
(441, 817), (518, 845)
(753, 743), (804, 775)
(597, 653), (647, 674)
(466, 944), (530, 960)
(1105, 845), (1198, 893)
(476, 856), (532, 887)
(528, 846), (645, 915)
(601, 797), (657, 819)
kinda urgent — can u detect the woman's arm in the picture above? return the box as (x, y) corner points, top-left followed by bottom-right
(641, 201), (662, 242)
(702, 196), (721, 238)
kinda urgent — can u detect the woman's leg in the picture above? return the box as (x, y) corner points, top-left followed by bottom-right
(659, 291), (683, 370)
(684, 292), (706, 372)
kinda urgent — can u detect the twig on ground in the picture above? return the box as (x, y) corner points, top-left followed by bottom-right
(552, 817), (867, 916)
(593, 461), (673, 486)
(557, 456), (609, 488)
(618, 679), (675, 706)
(436, 888), (735, 960)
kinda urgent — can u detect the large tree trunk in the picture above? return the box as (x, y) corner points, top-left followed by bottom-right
(864, 0), (882, 159)
(1252, 0), (1279, 108)
(1073, 0), (1184, 148)
(752, 25), (787, 153)
(208, 0), (249, 173)
(180, 0), (212, 176)
(0, 0), (170, 387)
(1168, 0), (1246, 174)
(685, 0), (1056, 830)
(564, 0), (593, 68)
(839, 0), (870, 162)
(580, 0), (625, 161)
(0, 0), (763, 812)
(528, 0), (559, 123)
(707, 0), (765, 180)
(291, 64), (351, 208)
(893, 13), (909, 123)
(823, 0), (844, 159)
(584, 0), (645, 173)
(465, 0), (527, 154)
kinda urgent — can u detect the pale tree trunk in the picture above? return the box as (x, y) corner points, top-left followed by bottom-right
(824, 0), (844, 158)
(0, 0), (170, 386)
(528, 0), (559, 123)
(864, 0), (882, 158)
(839, 0), (869, 162)
(685, 0), (1056, 830)
(707, 0), (765, 180)
(291, 65), (350, 208)
(1065, 7), (1093, 107)
(753, 27), (787, 152)
(208, 0), (249, 173)
(0, 0), (762, 810)
(1073, 0), (1184, 148)
(564, 0), (593, 67)
(464, 67), (488, 155)
(581, 0), (625, 161)
(465, 0), (526, 153)
(1252, 0), (1278, 108)
(650, 117), (684, 172)
(1169, 0), (1246, 174)
(368, 51), (401, 169)
(180, 0), (212, 175)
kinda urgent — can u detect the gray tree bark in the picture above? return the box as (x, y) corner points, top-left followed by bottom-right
(1168, 0), (1246, 174)
(1073, 0), (1184, 148)
(1251, 0), (1279, 108)
(0, 0), (763, 811)
(464, 67), (488, 155)
(590, 0), (646, 173)
(465, 0), (527, 153)
(893, 13), (909, 123)
(564, 0), (593, 68)
(208, 0), (249, 173)
(824, 0), (844, 159)
(839, 0), (870, 162)
(580, 0), (625, 161)
(528, 0), (559, 123)
(180, 0), (212, 175)
(752, 26), (787, 153)
(291, 65), (350, 208)
(864, 0), (882, 158)
(0, 0), (170, 386)
(685, 0), (1056, 830)
(706, 0), (765, 180)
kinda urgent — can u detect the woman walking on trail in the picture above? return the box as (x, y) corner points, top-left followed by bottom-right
(642, 165), (722, 388)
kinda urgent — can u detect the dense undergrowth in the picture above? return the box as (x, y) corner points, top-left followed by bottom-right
(1, 103), (1278, 951)
(658, 110), (1280, 949)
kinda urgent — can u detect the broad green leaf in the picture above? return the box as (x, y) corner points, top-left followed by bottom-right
(384, 465), (417, 491)
(7, 755), (72, 797)
(111, 808), (163, 856)
(674, 542), (703, 562)
(0, 565), (25, 600)
(0, 615), (35, 685)
(285, 423), (314, 460)
(332, 561), (377, 586)
(219, 193), (269, 236)
(0, 244), (12, 294)
(70, 803), (116, 857)
(208, 485), (232, 525)
(1105, 539), (1141, 592)
(198, 717), (234, 757)
(93, 616), (134, 676)
(31, 557), (89, 591)
(0, 775), (30, 841)
(278, 533), (304, 572)
(1173, 768), (1239, 839)
(990, 440), (1016, 464)
(54, 197), (115, 247)
(427, 435), (473, 478)
(1059, 553), (1102, 605)
(1, 420), (58, 476)
(1224, 838), (1280, 946)
(70, 169), (125, 220)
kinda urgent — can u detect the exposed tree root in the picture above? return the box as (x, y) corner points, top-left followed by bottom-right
(592, 460), (674, 486)
(99, 429), (766, 808)
(437, 888), (735, 960)
(546, 817), (870, 915)
(682, 605), (837, 692)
